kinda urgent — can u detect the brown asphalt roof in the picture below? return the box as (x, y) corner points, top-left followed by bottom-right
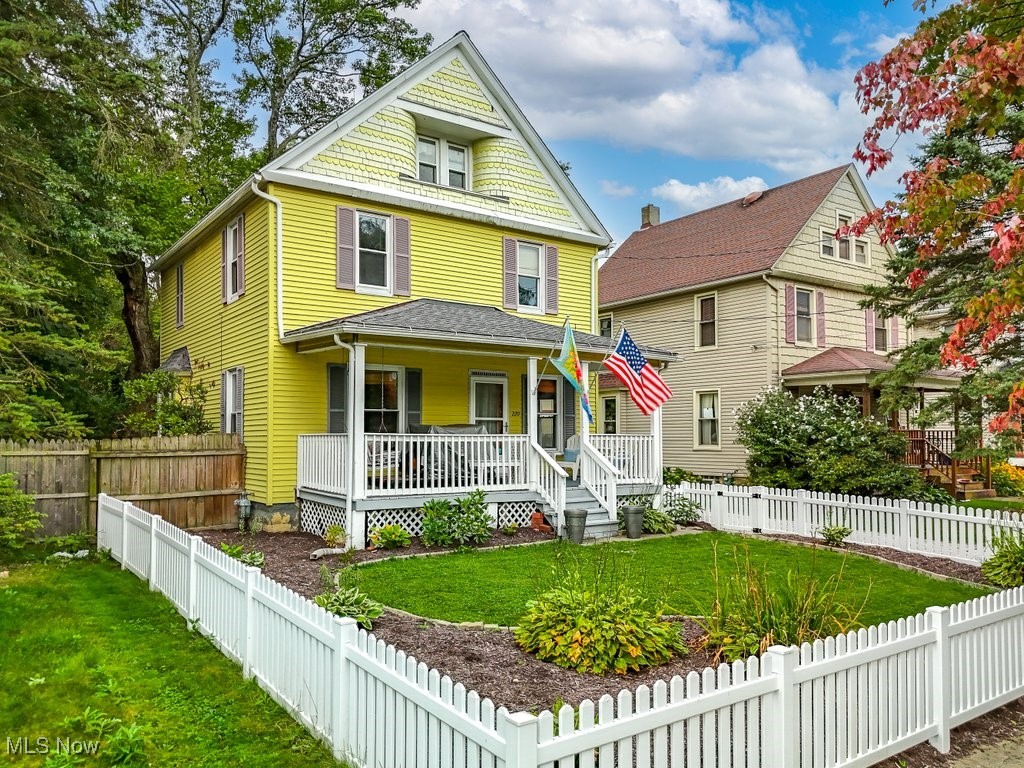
(781, 346), (960, 379)
(599, 165), (852, 306)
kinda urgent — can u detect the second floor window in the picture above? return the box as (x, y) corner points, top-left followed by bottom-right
(697, 294), (716, 347)
(222, 214), (245, 303)
(358, 213), (389, 290)
(796, 289), (813, 343)
(517, 241), (543, 309)
(417, 136), (469, 189)
(599, 315), (613, 338)
(875, 314), (888, 352)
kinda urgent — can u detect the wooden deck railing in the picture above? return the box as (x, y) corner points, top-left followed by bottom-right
(898, 429), (992, 489)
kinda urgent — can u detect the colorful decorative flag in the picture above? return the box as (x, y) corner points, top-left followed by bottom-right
(551, 321), (594, 423)
(603, 329), (673, 415)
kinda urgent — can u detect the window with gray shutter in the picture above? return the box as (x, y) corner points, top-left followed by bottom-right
(328, 364), (348, 433)
(221, 367), (244, 438)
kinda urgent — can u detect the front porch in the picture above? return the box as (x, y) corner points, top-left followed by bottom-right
(286, 299), (671, 547)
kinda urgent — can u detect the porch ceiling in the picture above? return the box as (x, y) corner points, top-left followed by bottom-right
(283, 298), (675, 361)
(781, 346), (961, 391)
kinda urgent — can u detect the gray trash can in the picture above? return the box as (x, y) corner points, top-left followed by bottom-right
(622, 505), (645, 539)
(563, 508), (588, 544)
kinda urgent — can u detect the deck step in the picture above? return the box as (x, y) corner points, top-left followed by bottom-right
(960, 488), (997, 500)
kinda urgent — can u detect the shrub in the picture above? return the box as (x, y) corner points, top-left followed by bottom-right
(515, 573), (685, 675)
(981, 531), (1024, 587)
(420, 490), (492, 547)
(121, 369), (211, 437)
(500, 523), (519, 536)
(666, 496), (702, 525)
(817, 524), (853, 547)
(616, 505), (675, 534)
(736, 386), (952, 502)
(219, 541), (264, 568)
(0, 474), (43, 552)
(663, 466), (703, 485)
(993, 463), (1024, 497)
(323, 524), (346, 548)
(315, 586), (384, 629)
(695, 545), (864, 663)
(369, 524), (412, 550)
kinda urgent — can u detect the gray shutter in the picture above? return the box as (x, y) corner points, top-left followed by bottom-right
(328, 364), (348, 433)
(337, 207), (356, 290)
(393, 216), (411, 296)
(221, 228), (228, 304)
(865, 309), (875, 352)
(521, 375), (529, 435)
(236, 214), (246, 296)
(234, 367), (244, 439)
(220, 370), (228, 431)
(405, 368), (422, 428)
(502, 237), (517, 309)
(544, 244), (559, 315)
(784, 284), (795, 343)
(816, 290), (826, 347)
(562, 378), (576, 444)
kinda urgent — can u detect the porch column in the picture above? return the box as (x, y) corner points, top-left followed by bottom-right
(651, 404), (664, 509)
(350, 342), (367, 549)
(579, 362), (591, 447)
(527, 357), (539, 487)
(861, 384), (872, 419)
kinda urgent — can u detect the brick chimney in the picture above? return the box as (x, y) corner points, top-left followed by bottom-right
(641, 203), (660, 229)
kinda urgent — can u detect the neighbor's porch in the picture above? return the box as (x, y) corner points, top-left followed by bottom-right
(285, 299), (672, 547)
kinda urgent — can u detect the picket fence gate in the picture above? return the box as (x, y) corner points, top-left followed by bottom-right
(98, 493), (1024, 768)
(667, 481), (1024, 565)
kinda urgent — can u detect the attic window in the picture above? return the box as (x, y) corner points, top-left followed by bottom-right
(417, 135), (469, 190)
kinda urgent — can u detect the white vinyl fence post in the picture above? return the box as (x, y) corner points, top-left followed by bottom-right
(763, 645), (798, 767)
(927, 606), (953, 753)
(503, 710), (539, 768)
(332, 617), (358, 761)
(795, 489), (811, 537)
(899, 499), (912, 552)
(120, 502), (129, 570)
(710, 484), (725, 528)
(751, 486), (768, 533)
(187, 535), (198, 625)
(148, 514), (161, 590)
(242, 566), (260, 680)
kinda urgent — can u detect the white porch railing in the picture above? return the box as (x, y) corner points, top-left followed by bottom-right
(580, 441), (620, 517)
(297, 434), (348, 495)
(590, 433), (657, 484)
(363, 433), (529, 496)
(531, 440), (567, 531)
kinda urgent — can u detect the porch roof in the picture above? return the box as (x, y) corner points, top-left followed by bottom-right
(283, 299), (675, 360)
(782, 346), (961, 389)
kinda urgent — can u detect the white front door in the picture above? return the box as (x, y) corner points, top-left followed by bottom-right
(470, 376), (508, 434)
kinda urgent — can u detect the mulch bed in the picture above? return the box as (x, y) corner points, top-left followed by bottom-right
(195, 525), (1022, 763)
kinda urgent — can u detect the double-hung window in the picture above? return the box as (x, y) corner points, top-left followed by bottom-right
(222, 214), (245, 303)
(364, 368), (402, 434)
(417, 136), (469, 189)
(358, 212), (389, 291)
(221, 367), (244, 437)
(795, 289), (813, 343)
(822, 213), (869, 266)
(875, 314), (889, 352)
(517, 241), (543, 309)
(696, 391), (719, 447)
(599, 314), (613, 338)
(697, 294), (716, 348)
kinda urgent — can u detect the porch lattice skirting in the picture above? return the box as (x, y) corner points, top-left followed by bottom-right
(299, 498), (347, 537)
(367, 507), (424, 536)
(497, 500), (537, 528)
(99, 492), (1024, 768)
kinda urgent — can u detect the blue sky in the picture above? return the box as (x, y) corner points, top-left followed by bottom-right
(402, 0), (941, 247)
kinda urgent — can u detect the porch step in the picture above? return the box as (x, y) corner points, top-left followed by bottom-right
(960, 488), (997, 500)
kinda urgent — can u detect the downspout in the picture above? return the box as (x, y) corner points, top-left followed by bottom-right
(591, 245), (613, 334)
(762, 274), (782, 384)
(333, 335), (356, 520)
(250, 179), (285, 341)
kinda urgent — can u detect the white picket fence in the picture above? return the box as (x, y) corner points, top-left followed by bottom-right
(98, 493), (1024, 768)
(668, 481), (1024, 565)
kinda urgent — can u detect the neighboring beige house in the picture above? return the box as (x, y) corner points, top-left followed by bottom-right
(598, 164), (968, 485)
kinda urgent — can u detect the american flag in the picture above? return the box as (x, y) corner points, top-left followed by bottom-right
(603, 329), (673, 415)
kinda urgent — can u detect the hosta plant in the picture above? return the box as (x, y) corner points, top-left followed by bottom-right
(981, 531), (1024, 588)
(315, 587), (384, 629)
(818, 525), (853, 548)
(369, 524), (412, 550)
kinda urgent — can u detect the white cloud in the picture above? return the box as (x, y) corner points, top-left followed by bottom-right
(653, 175), (768, 213)
(600, 180), (636, 198)
(869, 32), (906, 55)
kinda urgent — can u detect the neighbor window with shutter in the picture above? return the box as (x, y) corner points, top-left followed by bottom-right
(875, 314), (888, 352)
(795, 289), (814, 343)
(175, 263), (184, 327)
(221, 215), (245, 303)
(221, 367), (244, 437)
(696, 293), (716, 348)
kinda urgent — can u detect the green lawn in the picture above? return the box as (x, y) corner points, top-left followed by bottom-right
(0, 559), (342, 768)
(961, 498), (1024, 512)
(350, 533), (991, 627)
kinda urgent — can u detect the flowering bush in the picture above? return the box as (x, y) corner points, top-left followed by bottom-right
(735, 386), (953, 502)
(992, 463), (1024, 497)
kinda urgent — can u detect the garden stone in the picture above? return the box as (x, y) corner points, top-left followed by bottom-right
(74, 549), (90, 559)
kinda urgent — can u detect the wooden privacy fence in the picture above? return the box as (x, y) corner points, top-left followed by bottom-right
(100, 492), (1024, 768)
(0, 435), (245, 534)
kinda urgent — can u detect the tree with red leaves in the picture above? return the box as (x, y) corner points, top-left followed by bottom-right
(855, 0), (1024, 439)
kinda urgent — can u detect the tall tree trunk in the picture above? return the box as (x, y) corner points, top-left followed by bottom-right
(114, 257), (159, 378)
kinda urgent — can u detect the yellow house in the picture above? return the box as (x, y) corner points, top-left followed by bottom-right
(153, 33), (672, 547)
